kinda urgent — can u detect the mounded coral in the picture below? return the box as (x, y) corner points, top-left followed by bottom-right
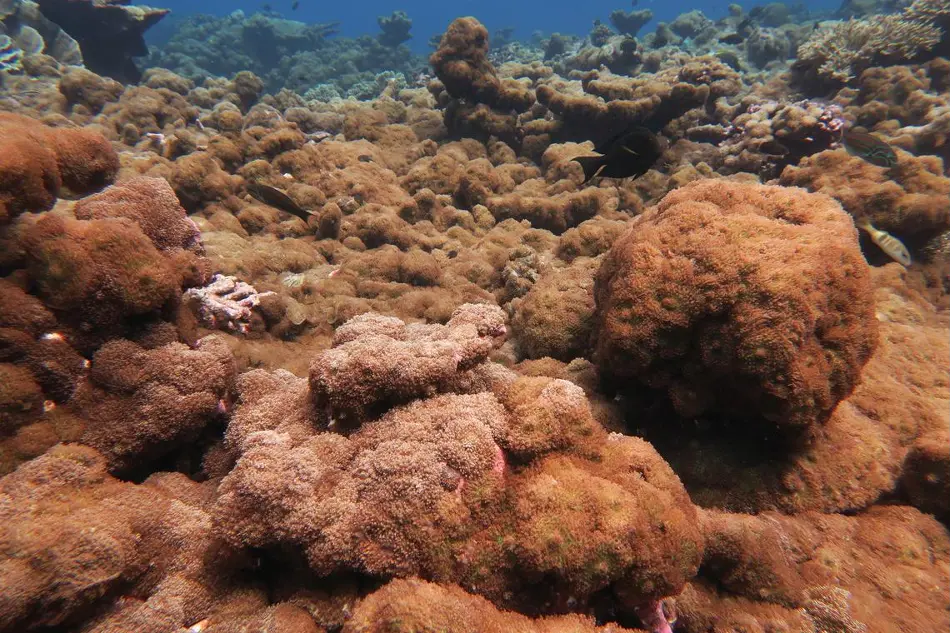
(594, 179), (877, 435)
(0, 8), (948, 631)
(73, 176), (204, 254)
(779, 148), (950, 261)
(308, 302), (507, 426)
(0, 113), (119, 223)
(429, 17), (535, 149)
(637, 264), (949, 517)
(430, 17), (534, 113)
(682, 505), (950, 633)
(0, 443), (276, 633)
(511, 257), (598, 362)
(345, 578), (643, 633)
(531, 61), (720, 148)
(21, 214), (190, 328)
(848, 63), (950, 158)
(71, 336), (236, 472)
(214, 307), (703, 625)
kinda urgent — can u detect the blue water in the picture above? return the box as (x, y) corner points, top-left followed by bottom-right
(145, 0), (843, 53)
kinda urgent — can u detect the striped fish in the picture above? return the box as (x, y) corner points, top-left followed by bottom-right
(859, 220), (912, 266)
(842, 129), (898, 168)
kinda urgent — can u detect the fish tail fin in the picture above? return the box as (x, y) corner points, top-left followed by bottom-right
(572, 155), (605, 183)
(856, 217), (874, 233)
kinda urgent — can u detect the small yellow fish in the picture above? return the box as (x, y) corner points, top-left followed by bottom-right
(858, 219), (912, 266)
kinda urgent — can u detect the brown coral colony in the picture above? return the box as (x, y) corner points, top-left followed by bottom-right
(0, 2), (949, 633)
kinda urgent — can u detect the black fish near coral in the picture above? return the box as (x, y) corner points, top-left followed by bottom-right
(842, 129), (898, 168)
(246, 182), (316, 222)
(718, 33), (746, 45)
(573, 127), (663, 184)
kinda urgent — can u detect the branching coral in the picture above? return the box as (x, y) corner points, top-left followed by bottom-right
(795, 1), (947, 85)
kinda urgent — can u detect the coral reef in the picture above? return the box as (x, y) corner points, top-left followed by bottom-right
(0, 113), (118, 223)
(683, 505), (949, 633)
(646, 265), (949, 516)
(0, 5), (947, 632)
(780, 148), (950, 262)
(794, 0), (949, 87)
(610, 9), (654, 37)
(308, 303), (508, 426)
(216, 313), (703, 623)
(34, 0), (169, 82)
(71, 335), (236, 472)
(144, 11), (420, 97)
(346, 578), (643, 633)
(511, 257), (598, 362)
(377, 11), (412, 48)
(594, 180), (877, 436)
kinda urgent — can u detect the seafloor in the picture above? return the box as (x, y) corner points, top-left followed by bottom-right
(0, 0), (949, 632)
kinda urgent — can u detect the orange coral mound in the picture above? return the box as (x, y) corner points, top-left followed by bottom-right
(0, 113), (119, 223)
(594, 179), (878, 434)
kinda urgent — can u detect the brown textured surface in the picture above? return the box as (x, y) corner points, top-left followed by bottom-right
(594, 179), (878, 434)
(309, 303), (507, 425)
(0, 24), (947, 633)
(430, 17), (535, 113)
(511, 257), (598, 362)
(780, 147), (950, 251)
(74, 336), (236, 472)
(74, 177), (204, 254)
(345, 578), (645, 633)
(0, 113), (118, 222)
(681, 505), (950, 633)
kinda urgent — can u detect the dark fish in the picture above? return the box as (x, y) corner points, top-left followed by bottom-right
(261, 3), (272, 11)
(246, 182), (315, 222)
(757, 140), (789, 156)
(842, 129), (898, 168)
(572, 127), (663, 184)
(718, 33), (745, 45)
(291, 0), (299, 9)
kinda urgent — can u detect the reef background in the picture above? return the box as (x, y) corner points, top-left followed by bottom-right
(0, 0), (949, 632)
